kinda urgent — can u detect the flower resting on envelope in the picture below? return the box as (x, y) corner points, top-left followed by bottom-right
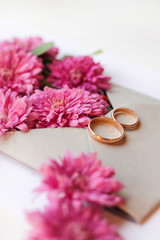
(0, 90), (37, 135)
(31, 86), (109, 128)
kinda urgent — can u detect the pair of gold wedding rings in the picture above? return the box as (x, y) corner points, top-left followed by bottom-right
(88, 108), (139, 144)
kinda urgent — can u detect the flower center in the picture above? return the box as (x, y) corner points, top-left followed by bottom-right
(69, 69), (84, 86)
(54, 99), (64, 108)
(51, 97), (68, 109)
(0, 68), (13, 79)
(72, 172), (88, 190)
(64, 221), (92, 240)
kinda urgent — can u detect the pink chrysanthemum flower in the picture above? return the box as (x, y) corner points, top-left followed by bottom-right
(0, 90), (37, 135)
(31, 86), (109, 128)
(0, 46), (43, 95)
(0, 37), (42, 52)
(0, 37), (58, 60)
(38, 151), (124, 207)
(47, 56), (111, 93)
(26, 202), (123, 240)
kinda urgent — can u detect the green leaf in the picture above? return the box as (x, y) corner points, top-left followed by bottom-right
(107, 106), (113, 111)
(32, 42), (54, 56)
(42, 79), (59, 89)
(92, 49), (103, 55)
(63, 54), (72, 58)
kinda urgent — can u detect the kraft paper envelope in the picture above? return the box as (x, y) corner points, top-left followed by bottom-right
(0, 84), (160, 223)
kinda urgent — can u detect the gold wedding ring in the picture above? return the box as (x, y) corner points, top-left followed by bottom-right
(88, 107), (139, 144)
(111, 108), (139, 130)
(88, 117), (125, 144)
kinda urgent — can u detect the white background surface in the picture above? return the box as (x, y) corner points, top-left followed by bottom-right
(0, 1), (160, 239)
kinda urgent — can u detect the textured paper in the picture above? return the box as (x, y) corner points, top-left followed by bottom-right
(0, 128), (89, 169)
(0, 84), (160, 222)
(107, 84), (160, 107)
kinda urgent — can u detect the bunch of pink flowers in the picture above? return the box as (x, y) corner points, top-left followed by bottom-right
(0, 37), (111, 135)
(0, 37), (124, 239)
(26, 151), (124, 240)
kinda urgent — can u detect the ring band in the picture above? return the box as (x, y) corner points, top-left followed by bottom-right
(111, 108), (139, 130)
(88, 117), (125, 144)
